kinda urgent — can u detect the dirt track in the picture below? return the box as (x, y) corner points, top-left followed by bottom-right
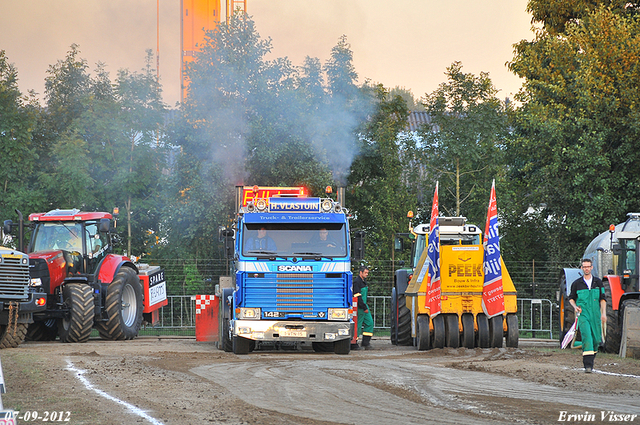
(2, 337), (640, 424)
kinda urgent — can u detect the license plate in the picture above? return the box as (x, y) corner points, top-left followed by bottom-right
(264, 311), (285, 318)
(280, 329), (306, 338)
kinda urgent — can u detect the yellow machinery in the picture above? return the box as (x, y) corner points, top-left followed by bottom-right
(391, 217), (519, 350)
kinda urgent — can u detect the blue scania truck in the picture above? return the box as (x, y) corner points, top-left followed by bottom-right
(218, 186), (363, 355)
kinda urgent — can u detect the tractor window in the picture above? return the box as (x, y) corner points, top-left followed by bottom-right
(623, 239), (637, 274)
(31, 223), (82, 253)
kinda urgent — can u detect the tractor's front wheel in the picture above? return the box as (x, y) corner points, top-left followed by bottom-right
(58, 283), (94, 343)
(96, 267), (143, 340)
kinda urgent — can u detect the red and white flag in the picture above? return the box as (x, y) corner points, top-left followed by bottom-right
(482, 179), (505, 317)
(425, 182), (441, 317)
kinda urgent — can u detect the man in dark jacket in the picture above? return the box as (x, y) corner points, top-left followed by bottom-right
(353, 265), (374, 349)
(569, 258), (607, 373)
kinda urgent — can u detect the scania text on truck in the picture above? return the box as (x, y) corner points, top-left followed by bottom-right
(218, 186), (362, 355)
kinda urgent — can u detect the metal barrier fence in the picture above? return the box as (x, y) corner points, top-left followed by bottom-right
(143, 295), (556, 339)
(516, 298), (554, 339)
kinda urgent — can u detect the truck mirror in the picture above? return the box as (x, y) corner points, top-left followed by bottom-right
(99, 218), (110, 233)
(223, 229), (235, 260)
(3, 220), (12, 235)
(352, 230), (366, 261)
(394, 237), (404, 251)
(612, 243), (622, 255)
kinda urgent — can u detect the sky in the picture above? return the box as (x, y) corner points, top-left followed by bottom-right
(0, 0), (535, 108)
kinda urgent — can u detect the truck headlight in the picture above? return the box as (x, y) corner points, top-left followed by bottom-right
(30, 278), (42, 287)
(338, 328), (349, 336)
(238, 308), (261, 319)
(328, 308), (348, 320)
(324, 333), (336, 340)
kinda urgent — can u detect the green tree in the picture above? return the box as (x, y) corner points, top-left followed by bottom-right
(508, 4), (640, 260)
(348, 85), (416, 292)
(418, 62), (508, 225)
(0, 50), (45, 226)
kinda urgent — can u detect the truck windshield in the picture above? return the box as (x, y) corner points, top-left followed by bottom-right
(242, 223), (347, 257)
(31, 223), (83, 253)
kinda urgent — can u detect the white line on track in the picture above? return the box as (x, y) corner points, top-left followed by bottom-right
(567, 366), (640, 378)
(65, 359), (164, 425)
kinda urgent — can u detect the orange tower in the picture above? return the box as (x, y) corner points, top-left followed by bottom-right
(181, 0), (247, 102)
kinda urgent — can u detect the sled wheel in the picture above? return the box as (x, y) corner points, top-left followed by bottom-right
(461, 313), (475, 349)
(506, 313), (519, 348)
(416, 315), (430, 351)
(432, 314), (445, 349)
(476, 314), (490, 348)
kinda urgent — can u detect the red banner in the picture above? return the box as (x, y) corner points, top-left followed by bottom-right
(425, 182), (441, 317)
(482, 180), (505, 317)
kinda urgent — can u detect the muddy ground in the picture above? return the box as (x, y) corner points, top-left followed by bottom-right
(2, 337), (639, 424)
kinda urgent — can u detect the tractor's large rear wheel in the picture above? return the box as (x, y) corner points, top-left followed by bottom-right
(96, 267), (143, 340)
(26, 320), (58, 341)
(0, 323), (28, 348)
(603, 280), (621, 353)
(395, 293), (412, 346)
(58, 283), (94, 343)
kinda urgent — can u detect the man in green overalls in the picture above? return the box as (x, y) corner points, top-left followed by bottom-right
(353, 265), (374, 350)
(569, 258), (607, 373)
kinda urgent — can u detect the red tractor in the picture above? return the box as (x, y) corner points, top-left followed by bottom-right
(6, 208), (167, 343)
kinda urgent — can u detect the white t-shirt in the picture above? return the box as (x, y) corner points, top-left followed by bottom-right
(584, 276), (593, 289)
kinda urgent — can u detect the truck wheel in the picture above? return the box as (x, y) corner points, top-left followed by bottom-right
(445, 314), (460, 348)
(25, 320), (58, 341)
(461, 313), (475, 349)
(489, 315), (503, 348)
(333, 338), (351, 355)
(233, 336), (252, 355)
(96, 267), (143, 340)
(0, 323), (28, 348)
(58, 283), (94, 343)
(221, 318), (233, 352)
(603, 280), (621, 353)
(416, 315), (430, 350)
(506, 313), (519, 348)
(432, 314), (445, 348)
(396, 294), (412, 346)
(476, 314), (490, 348)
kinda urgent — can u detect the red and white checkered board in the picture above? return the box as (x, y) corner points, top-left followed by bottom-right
(195, 295), (216, 315)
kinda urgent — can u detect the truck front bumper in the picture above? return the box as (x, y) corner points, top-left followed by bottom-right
(233, 319), (353, 342)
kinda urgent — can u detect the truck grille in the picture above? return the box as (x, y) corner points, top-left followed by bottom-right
(243, 273), (347, 314)
(0, 255), (30, 300)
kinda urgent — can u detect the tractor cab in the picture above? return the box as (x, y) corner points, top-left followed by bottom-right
(28, 209), (112, 282)
(614, 234), (640, 293)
